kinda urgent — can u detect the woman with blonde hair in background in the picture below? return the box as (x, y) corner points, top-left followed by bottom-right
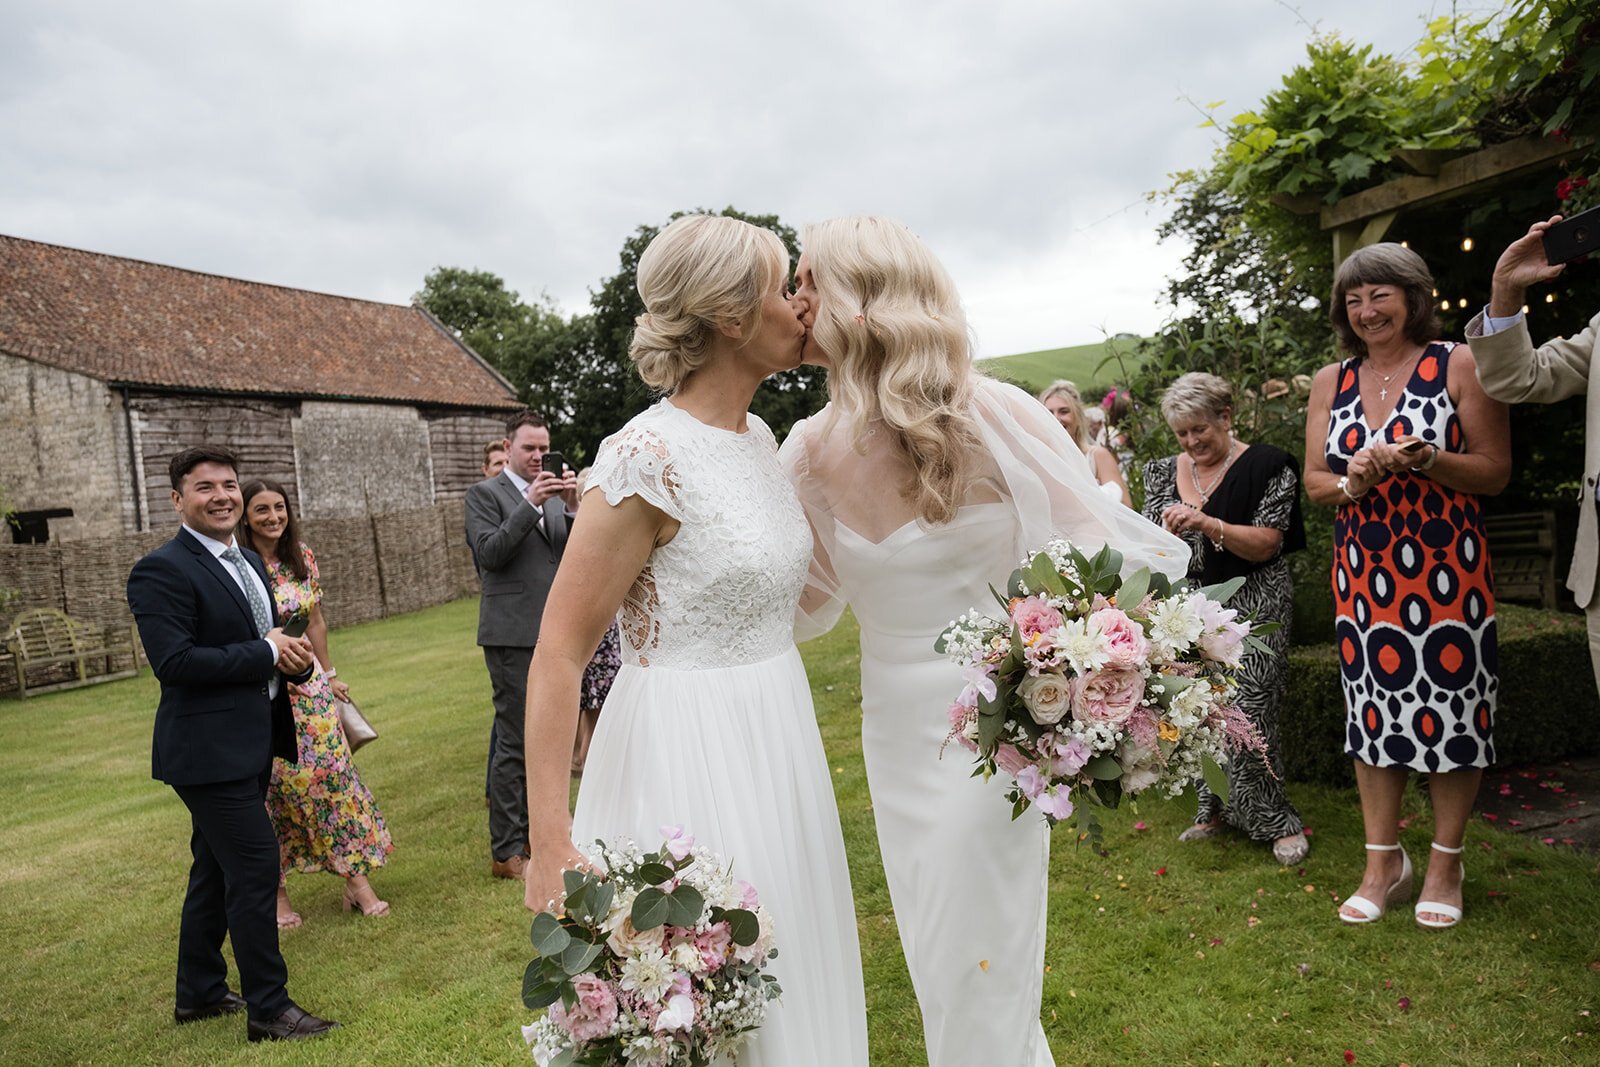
(523, 214), (868, 1064)
(1039, 379), (1133, 506)
(785, 216), (1186, 1066)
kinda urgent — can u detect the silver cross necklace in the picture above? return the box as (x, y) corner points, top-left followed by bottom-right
(1371, 346), (1424, 404)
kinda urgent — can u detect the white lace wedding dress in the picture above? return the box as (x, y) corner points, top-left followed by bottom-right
(782, 377), (1187, 1067)
(574, 399), (869, 1067)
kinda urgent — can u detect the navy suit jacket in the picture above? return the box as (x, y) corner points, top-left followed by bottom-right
(126, 528), (303, 786)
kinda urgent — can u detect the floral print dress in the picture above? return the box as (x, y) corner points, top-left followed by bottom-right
(265, 544), (393, 878)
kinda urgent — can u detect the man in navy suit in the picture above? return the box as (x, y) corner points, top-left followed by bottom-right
(126, 446), (338, 1042)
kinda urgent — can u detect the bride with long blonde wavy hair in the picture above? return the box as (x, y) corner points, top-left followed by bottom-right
(800, 216), (983, 526)
(782, 216), (1184, 1067)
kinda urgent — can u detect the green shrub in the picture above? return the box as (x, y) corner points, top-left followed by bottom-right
(1280, 602), (1600, 785)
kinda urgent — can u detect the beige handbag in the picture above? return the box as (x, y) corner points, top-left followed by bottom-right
(334, 694), (378, 751)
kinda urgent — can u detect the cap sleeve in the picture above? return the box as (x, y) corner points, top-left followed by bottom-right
(586, 423), (688, 522)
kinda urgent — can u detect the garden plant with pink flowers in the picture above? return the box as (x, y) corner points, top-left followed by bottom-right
(938, 540), (1271, 845)
(520, 829), (779, 1066)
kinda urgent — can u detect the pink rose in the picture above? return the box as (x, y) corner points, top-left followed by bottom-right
(995, 743), (1031, 776)
(550, 973), (618, 1042)
(1069, 668), (1146, 728)
(1011, 596), (1064, 639)
(1090, 607), (1150, 671)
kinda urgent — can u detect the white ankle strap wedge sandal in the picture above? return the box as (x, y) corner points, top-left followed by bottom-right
(1339, 843), (1414, 924)
(1415, 841), (1465, 929)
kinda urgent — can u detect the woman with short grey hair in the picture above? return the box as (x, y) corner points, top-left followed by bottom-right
(1143, 371), (1309, 865)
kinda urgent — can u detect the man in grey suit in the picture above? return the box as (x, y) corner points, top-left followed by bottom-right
(1469, 213), (1600, 691)
(465, 411), (576, 879)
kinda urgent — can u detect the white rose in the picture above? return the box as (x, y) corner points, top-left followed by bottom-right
(1017, 672), (1073, 725)
(607, 915), (667, 959)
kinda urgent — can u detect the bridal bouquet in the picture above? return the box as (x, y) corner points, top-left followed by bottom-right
(937, 540), (1268, 842)
(521, 828), (780, 1067)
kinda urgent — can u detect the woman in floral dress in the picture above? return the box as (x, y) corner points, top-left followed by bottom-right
(241, 479), (394, 924)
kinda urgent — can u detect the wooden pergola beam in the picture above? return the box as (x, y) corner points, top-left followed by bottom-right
(1322, 134), (1573, 231)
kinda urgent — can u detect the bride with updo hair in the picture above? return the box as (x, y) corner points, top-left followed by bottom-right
(785, 216), (1187, 1066)
(523, 214), (868, 1065)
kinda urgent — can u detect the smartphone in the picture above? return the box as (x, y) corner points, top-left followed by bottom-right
(1543, 204), (1600, 266)
(541, 452), (568, 477)
(1395, 436), (1428, 455)
(281, 615), (309, 638)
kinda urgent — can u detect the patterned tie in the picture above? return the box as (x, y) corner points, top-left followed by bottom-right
(221, 545), (274, 637)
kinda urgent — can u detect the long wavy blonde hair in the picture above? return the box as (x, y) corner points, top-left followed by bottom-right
(804, 216), (980, 525)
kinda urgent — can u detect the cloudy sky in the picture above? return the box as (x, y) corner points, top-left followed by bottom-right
(2, 1), (1475, 358)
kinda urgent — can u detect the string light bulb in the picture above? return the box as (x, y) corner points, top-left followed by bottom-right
(1439, 300), (1450, 311)
(1547, 293), (1558, 304)
(1458, 298), (1469, 309)
(1461, 237), (1475, 252)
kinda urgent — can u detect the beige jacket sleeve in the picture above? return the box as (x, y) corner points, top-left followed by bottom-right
(1468, 309), (1600, 405)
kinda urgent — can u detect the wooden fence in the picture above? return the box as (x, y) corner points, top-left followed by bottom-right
(0, 500), (480, 693)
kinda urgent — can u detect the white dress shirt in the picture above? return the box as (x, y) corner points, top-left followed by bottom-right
(183, 524), (281, 694)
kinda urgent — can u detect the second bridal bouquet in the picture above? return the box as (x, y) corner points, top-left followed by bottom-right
(521, 828), (780, 1067)
(937, 539), (1269, 842)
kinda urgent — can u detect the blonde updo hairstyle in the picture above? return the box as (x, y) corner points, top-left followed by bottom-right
(804, 216), (980, 526)
(1039, 379), (1092, 450)
(629, 214), (788, 393)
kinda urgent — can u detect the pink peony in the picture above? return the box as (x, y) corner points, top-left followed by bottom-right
(1090, 607), (1150, 670)
(1069, 668), (1146, 727)
(1011, 596), (1064, 639)
(1052, 735), (1091, 777)
(995, 743), (1032, 777)
(550, 974), (618, 1042)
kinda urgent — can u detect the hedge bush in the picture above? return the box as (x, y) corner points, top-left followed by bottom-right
(1280, 603), (1600, 785)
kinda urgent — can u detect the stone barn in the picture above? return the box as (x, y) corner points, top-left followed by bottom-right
(0, 234), (522, 543)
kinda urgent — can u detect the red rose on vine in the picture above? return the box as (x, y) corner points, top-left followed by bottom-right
(1556, 176), (1589, 201)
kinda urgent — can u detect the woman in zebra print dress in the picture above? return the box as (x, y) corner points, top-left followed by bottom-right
(1143, 372), (1309, 866)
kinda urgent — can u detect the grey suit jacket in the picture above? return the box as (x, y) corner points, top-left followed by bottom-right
(464, 472), (570, 648)
(1469, 308), (1600, 606)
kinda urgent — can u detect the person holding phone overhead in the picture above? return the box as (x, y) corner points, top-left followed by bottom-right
(1304, 243), (1510, 930)
(240, 479), (393, 924)
(1469, 214), (1600, 693)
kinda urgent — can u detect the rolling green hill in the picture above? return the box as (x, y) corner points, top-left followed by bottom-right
(977, 337), (1145, 393)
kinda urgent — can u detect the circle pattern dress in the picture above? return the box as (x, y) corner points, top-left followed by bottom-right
(1323, 342), (1498, 772)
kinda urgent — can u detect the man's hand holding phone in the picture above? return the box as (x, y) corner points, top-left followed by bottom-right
(268, 624), (314, 674)
(526, 452), (578, 507)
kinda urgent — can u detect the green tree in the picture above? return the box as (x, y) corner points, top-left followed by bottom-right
(584, 206), (828, 459)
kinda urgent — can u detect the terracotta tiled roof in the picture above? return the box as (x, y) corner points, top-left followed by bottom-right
(0, 234), (521, 410)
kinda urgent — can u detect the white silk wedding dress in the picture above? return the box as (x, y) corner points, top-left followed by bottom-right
(782, 377), (1187, 1067)
(574, 399), (868, 1066)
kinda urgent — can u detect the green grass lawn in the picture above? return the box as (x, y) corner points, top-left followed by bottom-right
(977, 339), (1146, 395)
(2, 598), (1597, 1065)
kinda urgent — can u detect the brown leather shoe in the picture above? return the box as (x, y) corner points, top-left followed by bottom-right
(491, 854), (528, 880)
(247, 1003), (340, 1042)
(174, 990), (246, 1024)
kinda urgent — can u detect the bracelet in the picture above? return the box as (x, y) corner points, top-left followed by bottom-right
(324, 669), (338, 678)
(1416, 444), (1440, 471)
(1209, 517), (1226, 551)
(1337, 475), (1362, 502)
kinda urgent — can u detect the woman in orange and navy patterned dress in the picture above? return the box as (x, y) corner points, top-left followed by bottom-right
(1304, 243), (1510, 931)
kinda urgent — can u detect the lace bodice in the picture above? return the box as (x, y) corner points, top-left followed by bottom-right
(587, 400), (812, 670)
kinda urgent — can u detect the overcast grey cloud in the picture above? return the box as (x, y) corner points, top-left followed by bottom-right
(1, 1), (1464, 357)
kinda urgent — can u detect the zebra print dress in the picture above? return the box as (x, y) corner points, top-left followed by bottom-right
(1143, 454), (1305, 842)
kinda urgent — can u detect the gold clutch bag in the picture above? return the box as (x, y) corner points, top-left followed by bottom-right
(334, 694), (378, 751)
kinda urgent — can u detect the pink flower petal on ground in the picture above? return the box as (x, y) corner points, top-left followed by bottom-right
(1498, 784), (1513, 796)
(1134, 821), (1148, 831)
(1397, 997), (1411, 1012)
(1154, 866), (1167, 876)
(1508, 820), (1522, 826)
(1481, 813), (1499, 822)
(1542, 837), (1556, 845)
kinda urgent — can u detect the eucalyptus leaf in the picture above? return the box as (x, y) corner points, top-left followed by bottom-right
(561, 938), (603, 976)
(562, 868), (588, 897)
(1201, 755), (1231, 803)
(637, 862), (675, 886)
(631, 887), (671, 931)
(529, 911), (571, 957)
(1117, 567), (1150, 611)
(548, 1050), (577, 1067)
(522, 962), (563, 1010)
(585, 880), (616, 926)
(723, 907), (760, 947)
(977, 705), (1006, 752)
(1198, 576), (1246, 604)
(1091, 776), (1124, 808)
(666, 884), (705, 928)
(1084, 754), (1123, 781)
